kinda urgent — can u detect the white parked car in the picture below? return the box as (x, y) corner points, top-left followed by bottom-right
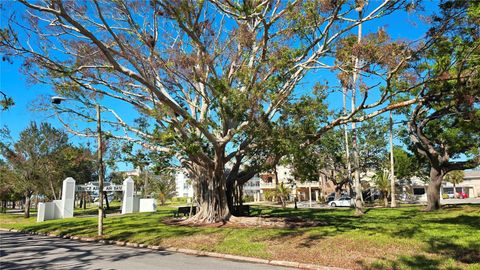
(328, 197), (353, 207)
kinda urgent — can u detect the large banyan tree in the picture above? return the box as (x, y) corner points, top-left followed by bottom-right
(1, 0), (421, 223)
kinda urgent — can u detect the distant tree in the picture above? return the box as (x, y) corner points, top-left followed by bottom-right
(287, 118), (388, 201)
(60, 145), (97, 185)
(36, 124), (69, 199)
(0, 122), (49, 217)
(0, 122), (96, 217)
(108, 171), (127, 185)
(0, 161), (18, 211)
(148, 172), (176, 205)
(393, 147), (416, 182)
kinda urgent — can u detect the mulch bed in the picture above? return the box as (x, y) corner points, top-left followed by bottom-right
(163, 216), (328, 228)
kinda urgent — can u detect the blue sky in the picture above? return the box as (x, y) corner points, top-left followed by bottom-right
(0, 1), (439, 170)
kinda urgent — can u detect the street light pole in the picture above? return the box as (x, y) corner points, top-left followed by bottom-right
(96, 103), (104, 236)
(51, 96), (104, 236)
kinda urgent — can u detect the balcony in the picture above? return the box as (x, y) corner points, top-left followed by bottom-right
(296, 181), (320, 188)
(260, 182), (276, 189)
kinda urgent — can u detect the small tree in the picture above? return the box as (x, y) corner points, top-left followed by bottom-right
(444, 170), (464, 198)
(0, 123), (95, 216)
(373, 170), (390, 207)
(275, 183), (290, 208)
(148, 173), (176, 205)
(0, 123), (50, 217)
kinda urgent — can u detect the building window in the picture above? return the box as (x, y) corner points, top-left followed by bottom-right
(413, 188), (425, 195)
(267, 177), (272, 183)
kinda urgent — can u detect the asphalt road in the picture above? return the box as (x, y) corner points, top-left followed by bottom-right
(0, 231), (289, 270)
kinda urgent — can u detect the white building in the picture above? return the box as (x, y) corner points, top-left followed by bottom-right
(175, 171), (194, 198)
(243, 175), (261, 201)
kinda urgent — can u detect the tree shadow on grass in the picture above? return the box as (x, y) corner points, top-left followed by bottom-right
(359, 255), (454, 270)
(432, 214), (480, 230)
(74, 205), (122, 216)
(20, 219), (96, 236)
(428, 238), (480, 264)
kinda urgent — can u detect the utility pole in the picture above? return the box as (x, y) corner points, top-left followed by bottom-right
(51, 96), (105, 236)
(96, 104), (104, 236)
(389, 109), (397, 207)
(343, 86), (353, 197)
(351, 3), (364, 216)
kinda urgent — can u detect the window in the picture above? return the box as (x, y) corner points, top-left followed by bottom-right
(183, 183), (189, 189)
(267, 177), (273, 183)
(443, 187), (454, 194)
(413, 188), (425, 195)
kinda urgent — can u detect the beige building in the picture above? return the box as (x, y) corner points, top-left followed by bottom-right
(402, 169), (480, 201)
(442, 169), (480, 198)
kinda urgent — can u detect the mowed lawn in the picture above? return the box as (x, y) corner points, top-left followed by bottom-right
(1, 204), (479, 270)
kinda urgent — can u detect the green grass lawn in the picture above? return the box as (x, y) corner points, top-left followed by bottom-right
(1, 204), (479, 270)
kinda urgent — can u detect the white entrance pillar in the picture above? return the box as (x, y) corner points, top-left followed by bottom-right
(122, 177), (135, 214)
(61, 177), (76, 218)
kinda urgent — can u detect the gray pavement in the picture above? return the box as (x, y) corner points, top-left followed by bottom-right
(441, 198), (480, 205)
(0, 231), (289, 270)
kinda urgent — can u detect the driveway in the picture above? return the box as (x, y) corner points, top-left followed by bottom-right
(0, 231), (289, 270)
(441, 198), (480, 205)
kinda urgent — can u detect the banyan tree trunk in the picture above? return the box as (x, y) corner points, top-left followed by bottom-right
(190, 164), (230, 223)
(226, 179), (237, 216)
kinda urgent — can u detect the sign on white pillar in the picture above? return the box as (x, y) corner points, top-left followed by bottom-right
(62, 177), (76, 218)
(122, 177), (135, 214)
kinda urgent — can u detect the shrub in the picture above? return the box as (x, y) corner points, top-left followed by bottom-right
(264, 190), (276, 202)
(171, 197), (188, 204)
(243, 195), (254, 202)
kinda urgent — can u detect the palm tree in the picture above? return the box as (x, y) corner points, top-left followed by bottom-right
(275, 183), (290, 208)
(444, 171), (465, 198)
(373, 170), (390, 207)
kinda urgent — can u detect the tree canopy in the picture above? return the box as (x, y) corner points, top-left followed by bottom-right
(406, 0), (480, 210)
(0, 0), (453, 221)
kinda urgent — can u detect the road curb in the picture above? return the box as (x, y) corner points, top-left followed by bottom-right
(1, 227), (349, 270)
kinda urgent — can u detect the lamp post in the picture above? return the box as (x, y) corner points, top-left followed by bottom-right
(51, 97), (104, 236)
